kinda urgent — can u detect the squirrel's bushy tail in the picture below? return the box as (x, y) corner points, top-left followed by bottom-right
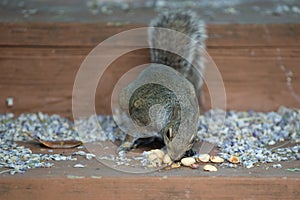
(148, 11), (207, 106)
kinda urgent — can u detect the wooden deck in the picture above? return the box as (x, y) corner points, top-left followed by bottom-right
(1, 23), (300, 117)
(0, 22), (300, 199)
(0, 143), (299, 200)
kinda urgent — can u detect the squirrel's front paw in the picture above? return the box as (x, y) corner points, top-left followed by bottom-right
(117, 141), (135, 153)
(183, 148), (196, 158)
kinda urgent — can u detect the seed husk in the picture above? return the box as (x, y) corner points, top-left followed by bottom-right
(210, 156), (224, 163)
(190, 163), (201, 169)
(181, 157), (196, 166)
(150, 149), (165, 160)
(165, 162), (181, 170)
(228, 156), (240, 164)
(148, 153), (157, 161)
(148, 153), (163, 167)
(197, 154), (210, 163)
(203, 164), (218, 172)
(163, 154), (172, 165)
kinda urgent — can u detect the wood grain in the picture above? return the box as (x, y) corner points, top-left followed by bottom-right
(0, 23), (300, 200)
(1, 23), (300, 47)
(0, 23), (299, 117)
(1, 177), (299, 200)
(1, 141), (298, 200)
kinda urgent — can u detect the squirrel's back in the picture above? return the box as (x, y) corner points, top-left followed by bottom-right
(118, 11), (205, 160)
(148, 11), (207, 107)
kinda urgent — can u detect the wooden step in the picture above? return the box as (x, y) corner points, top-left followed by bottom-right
(0, 23), (299, 199)
(0, 23), (299, 117)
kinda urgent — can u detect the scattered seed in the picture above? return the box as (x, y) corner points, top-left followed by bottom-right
(210, 156), (224, 163)
(148, 152), (163, 167)
(85, 153), (96, 160)
(163, 154), (172, 165)
(190, 163), (201, 169)
(286, 168), (300, 172)
(198, 107), (300, 169)
(150, 149), (165, 160)
(73, 163), (85, 168)
(197, 154), (210, 163)
(272, 164), (282, 168)
(67, 175), (85, 179)
(148, 153), (158, 161)
(6, 97), (14, 107)
(181, 157), (196, 167)
(165, 162), (181, 170)
(74, 151), (87, 156)
(203, 164), (218, 172)
(228, 156), (240, 164)
(91, 176), (102, 179)
(1, 106), (299, 175)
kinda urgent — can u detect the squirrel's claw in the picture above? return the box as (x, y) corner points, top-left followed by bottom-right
(117, 134), (136, 153)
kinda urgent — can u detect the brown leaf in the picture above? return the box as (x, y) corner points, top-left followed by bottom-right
(37, 139), (83, 149)
(24, 131), (83, 149)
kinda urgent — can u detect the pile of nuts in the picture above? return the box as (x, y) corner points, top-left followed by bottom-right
(145, 149), (241, 172)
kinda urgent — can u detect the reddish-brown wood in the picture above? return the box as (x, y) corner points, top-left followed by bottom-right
(1, 23), (300, 47)
(0, 23), (299, 117)
(1, 176), (299, 200)
(0, 143), (299, 200)
(0, 5), (300, 199)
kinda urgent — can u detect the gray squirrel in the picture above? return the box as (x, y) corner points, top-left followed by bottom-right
(117, 11), (206, 161)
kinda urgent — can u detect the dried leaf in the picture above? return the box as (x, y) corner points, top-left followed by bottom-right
(37, 139), (83, 149)
(24, 131), (83, 149)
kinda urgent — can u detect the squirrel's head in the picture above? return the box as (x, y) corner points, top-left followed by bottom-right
(163, 125), (196, 161)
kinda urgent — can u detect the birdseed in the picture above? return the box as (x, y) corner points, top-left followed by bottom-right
(0, 106), (299, 174)
(197, 106), (300, 169)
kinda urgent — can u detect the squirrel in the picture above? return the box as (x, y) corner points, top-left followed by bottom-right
(117, 11), (206, 161)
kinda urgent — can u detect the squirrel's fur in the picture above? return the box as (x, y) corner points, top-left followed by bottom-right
(148, 11), (207, 106)
(118, 11), (207, 161)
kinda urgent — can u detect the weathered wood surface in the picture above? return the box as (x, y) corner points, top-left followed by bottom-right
(0, 21), (300, 200)
(0, 23), (300, 117)
(0, 143), (299, 200)
(1, 177), (299, 200)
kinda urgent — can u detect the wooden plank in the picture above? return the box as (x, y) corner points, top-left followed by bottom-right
(0, 142), (299, 199)
(0, 22), (300, 200)
(0, 23), (142, 47)
(0, 23), (300, 117)
(0, 47), (299, 116)
(208, 24), (300, 47)
(1, 177), (299, 200)
(0, 23), (300, 47)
